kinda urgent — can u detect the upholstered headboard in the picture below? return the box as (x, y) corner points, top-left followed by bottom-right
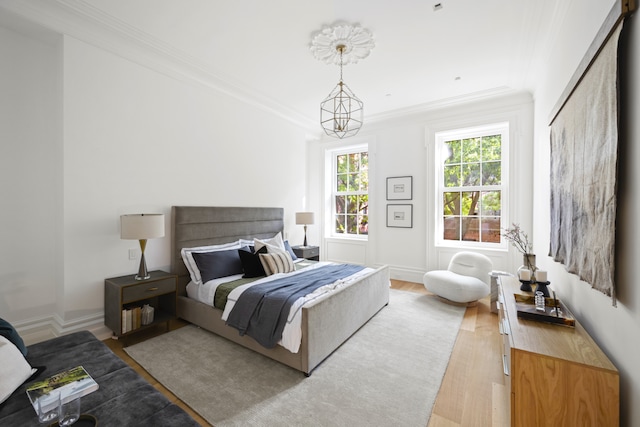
(170, 206), (284, 289)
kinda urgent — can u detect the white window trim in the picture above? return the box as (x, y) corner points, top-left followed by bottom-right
(324, 142), (369, 241)
(434, 122), (510, 250)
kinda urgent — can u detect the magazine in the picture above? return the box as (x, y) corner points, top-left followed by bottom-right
(26, 366), (99, 414)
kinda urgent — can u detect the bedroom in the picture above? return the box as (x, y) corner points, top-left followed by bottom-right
(1, 0), (639, 425)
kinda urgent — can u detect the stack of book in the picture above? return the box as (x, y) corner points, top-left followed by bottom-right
(121, 304), (154, 334)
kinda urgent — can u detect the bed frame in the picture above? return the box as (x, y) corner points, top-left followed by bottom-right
(170, 206), (390, 375)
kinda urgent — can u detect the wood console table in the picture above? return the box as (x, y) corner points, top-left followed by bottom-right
(498, 276), (619, 426)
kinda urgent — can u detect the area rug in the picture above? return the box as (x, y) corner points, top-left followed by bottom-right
(125, 290), (465, 426)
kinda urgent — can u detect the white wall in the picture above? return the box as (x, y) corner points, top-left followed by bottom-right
(532, 1), (640, 425)
(1, 26), (310, 343)
(0, 25), (62, 327)
(307, 92), (534, 283)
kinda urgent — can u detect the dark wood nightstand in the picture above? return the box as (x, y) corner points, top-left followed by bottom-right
(292, 245), (320, 261)
(104, 270), (177, 341)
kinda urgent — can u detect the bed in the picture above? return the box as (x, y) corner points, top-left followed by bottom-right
(171, 206), (390, 375)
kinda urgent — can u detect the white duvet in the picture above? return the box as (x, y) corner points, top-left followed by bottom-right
(186, 261), (373, 353)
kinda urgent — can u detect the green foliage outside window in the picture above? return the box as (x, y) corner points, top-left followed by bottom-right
(335, 152), (368, 236)
(442, 134), (502, 243)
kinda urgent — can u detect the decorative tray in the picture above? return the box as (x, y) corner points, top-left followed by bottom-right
(513, 293), (575, 327)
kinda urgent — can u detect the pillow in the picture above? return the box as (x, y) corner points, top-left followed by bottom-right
(0, 335), (37, 405)
(259, 251), (295, 276)
(238, 246), (267, 278)
(254, 232), (285, 253)
(283, 240), (298, 261)
(192, 248), (244, 283)
(0, 318), (27, 357)
(181, 240), (242, 284)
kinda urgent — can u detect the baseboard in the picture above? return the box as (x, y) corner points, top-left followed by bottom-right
(15, 312), (108, 346)
(388, 266), (425, 284)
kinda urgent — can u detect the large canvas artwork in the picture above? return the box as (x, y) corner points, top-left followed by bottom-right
(549, 24), (623, 305)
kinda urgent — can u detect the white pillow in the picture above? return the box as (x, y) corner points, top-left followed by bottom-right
(181, 240), (242, 285)
(0, 335), (36, 404)
(254, 232), (285, 253)
(259, 251), (295, 276)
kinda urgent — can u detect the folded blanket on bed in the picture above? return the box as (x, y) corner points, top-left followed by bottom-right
(226, 264), (365, 348)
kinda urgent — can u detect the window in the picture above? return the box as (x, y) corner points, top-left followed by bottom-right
(333, 148), (369, 237)
(436, 123), (507, 247)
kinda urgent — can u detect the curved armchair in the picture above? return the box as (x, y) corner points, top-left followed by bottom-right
(423, 251), (493, 303)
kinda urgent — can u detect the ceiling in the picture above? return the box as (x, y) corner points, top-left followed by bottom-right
(3, 0), (570, 132)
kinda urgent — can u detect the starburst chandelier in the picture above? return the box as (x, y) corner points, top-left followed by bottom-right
(311, 24), (374, 139)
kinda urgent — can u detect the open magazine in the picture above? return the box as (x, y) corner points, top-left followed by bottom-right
(26, 366), (99, 414)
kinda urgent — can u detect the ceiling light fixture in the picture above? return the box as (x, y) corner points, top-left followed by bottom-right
(311, 24), (374, 139)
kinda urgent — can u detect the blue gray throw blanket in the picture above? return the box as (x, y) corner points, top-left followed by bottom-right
(226, 264), (365, 348)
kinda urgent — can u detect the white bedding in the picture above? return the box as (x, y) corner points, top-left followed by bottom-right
(186, 261), (374, 353)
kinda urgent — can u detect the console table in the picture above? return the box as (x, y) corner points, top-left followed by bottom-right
(498, 276), (619, 426)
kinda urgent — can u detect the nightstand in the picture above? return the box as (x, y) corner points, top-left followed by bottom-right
(292, 245), (320, 261)
(104, 270), (177, 341)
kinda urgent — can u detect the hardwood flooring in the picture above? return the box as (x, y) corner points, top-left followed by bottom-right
(103, 280), (507, 426)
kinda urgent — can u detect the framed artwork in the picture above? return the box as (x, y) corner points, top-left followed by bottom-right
(386, 176), (412, 200)
(387, 204), (412, 228)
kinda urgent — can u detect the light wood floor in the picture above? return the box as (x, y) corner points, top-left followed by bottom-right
(104, 280), (508, 426)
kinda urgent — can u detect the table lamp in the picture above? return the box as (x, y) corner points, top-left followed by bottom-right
(120, 213), (165, 280)
(295, 212), (314, 247)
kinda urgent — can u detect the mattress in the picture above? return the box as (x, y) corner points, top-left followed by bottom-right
(186, 261), (374, 352)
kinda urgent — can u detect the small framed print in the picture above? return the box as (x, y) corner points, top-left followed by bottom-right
(386, 176), (413, 200)
(387, 204), (413, 228)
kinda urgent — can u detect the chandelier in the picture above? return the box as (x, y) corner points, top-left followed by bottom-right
(311, 24), (374, 139)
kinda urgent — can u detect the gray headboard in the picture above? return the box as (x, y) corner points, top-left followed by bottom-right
(171, 206), (284, 288)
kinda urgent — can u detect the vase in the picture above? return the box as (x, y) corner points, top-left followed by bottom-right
(517, 253), (537, 279)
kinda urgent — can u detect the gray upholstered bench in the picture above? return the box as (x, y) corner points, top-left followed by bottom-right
(0, 330), (200, 426)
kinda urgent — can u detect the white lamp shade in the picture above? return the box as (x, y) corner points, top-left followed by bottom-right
(295, 212), (315, 225)
(121, 214), (165, 240)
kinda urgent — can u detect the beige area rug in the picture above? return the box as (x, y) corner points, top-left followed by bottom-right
(125, 290), (465, 427)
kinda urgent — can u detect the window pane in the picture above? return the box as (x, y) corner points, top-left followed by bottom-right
(482, 161), (501, 185)
(346, 195), (358, 214)
(481, 216), (501, 243)
(347, 214), (358, 234)
(337, 154), (347, 173)
(336, 174), (347, 192)
(461, 217), (479, 242)
(335, 195), (345, 214)
(358, 195), (369, 214)
(462, 191), (480, 216)
(445, 140), (461, 164)
(360, 169), (368, 191)
(348, 153), (360, 172)
(480, 191), (501, 215)
(443, 216), (460, 241)
(481, 135), (501, 161)
(443, 192), (460, 215)
(359, 215), (369, 235)
(462, 163), (481, 186)
(462, 137), (481, 162)
(348, 173), (358, 191)
(360, 152), (368, 170)
(335, 215), (345, 234)
(444, 165), (460, 187)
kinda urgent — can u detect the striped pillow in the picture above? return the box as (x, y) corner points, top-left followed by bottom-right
(259, 251), (295, 275)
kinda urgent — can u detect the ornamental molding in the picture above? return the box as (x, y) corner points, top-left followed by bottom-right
(310, 23), (375, 65)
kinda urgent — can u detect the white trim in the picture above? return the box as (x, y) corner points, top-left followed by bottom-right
(12, 312), (109, 346)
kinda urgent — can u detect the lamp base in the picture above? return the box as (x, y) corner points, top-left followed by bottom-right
(136, 242), (150, 280)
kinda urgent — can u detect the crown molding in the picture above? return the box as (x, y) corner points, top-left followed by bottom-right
(0, 0), (318, 132)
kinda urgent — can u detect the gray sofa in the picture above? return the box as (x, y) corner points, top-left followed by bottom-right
(0, 330), (200, 426)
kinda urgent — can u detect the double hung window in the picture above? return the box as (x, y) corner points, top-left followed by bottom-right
(436, 123), (507, 247)
(332, 148), (369, 237)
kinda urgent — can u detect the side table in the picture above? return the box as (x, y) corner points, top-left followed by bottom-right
(291, 245), (320, 261)
(104, 270), (177, 341)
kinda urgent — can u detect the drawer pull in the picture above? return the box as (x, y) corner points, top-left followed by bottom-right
(146, 287), (159, 292)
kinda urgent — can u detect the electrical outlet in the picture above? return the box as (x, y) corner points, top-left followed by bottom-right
(128, 248), (139, 260)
